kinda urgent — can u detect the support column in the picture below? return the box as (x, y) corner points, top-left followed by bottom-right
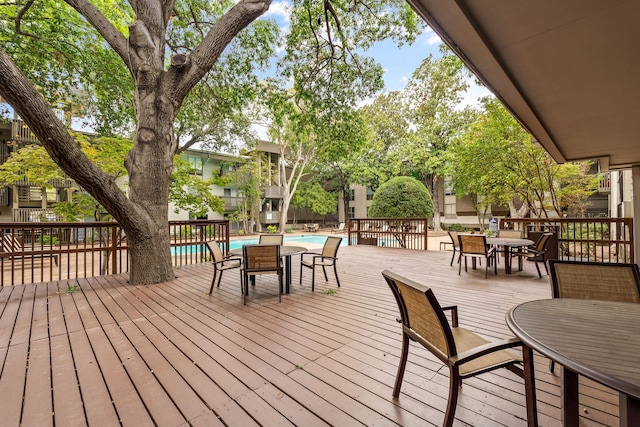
(632, 166), (640, 265)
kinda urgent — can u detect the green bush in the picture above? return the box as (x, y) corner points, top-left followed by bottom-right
(285, 227), (294, 233)
(368, 177), (434, 218)
(266, 225), (278, 233)
(448, 223), (467, 232)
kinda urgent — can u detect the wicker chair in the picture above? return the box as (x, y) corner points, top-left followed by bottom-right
(259, 234), (284, 245)
(548, 260), (640, 373)
(241, 244), (283, 305)
(382, 270), (537, 427)
(458, 234), (497, 278)
(300, 236), (342, 291)
(511, 232), (553, 278)
(206, 241), (242, 294)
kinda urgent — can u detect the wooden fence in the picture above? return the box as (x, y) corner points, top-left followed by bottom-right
(500, 217), (634, 263)
(0, 219), (230, 286)
(347, 218), (429, 250)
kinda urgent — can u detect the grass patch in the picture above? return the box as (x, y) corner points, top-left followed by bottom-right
(323, 289), (336, 296)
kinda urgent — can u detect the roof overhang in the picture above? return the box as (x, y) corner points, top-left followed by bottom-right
(407, 0), (640, 170)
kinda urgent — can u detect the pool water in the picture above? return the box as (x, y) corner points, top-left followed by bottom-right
(172, 234), (346, 255)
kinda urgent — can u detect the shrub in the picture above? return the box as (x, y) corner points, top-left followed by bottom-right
(368, 177), (434, 218)
(448, 223), (467, 232)
(285, 227), (294, 233)
(266, 225), (278, 233)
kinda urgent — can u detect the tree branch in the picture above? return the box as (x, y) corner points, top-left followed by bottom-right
(63, 0), (137, 71)
(0, 47), (149, 236)
(168, 0), (271, 102)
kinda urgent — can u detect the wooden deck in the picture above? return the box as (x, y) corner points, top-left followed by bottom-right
(0, 245), (619, 426)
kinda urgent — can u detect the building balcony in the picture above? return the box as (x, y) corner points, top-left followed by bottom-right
(264, 185), (283, 198)
(599, 172), (611, 193)
(222, 196), (243, 211)
(259, 210), (280, 224)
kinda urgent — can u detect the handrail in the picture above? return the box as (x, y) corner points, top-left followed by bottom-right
(0, 219), (230, 286)
(501, 217), (633, 263)
(347, 218), (429, 250)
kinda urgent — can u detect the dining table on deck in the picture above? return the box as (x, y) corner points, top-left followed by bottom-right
(486, 236), (533, 274)
(230, 245), (307, 294)
(506, 298), (640, 427)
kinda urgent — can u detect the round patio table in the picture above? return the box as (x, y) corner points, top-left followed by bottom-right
(486, 237), (533, 274)
(507, 298), (640, 427)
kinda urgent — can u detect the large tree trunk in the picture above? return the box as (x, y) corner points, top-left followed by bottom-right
(431, 175), (442, 231)
(0, 0), (271, 285)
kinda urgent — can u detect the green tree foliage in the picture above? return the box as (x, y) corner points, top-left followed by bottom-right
(169, 156), (225, 218)
(449, 97), (599, 221)
(291, 182), (337, 219)
(368, 176), (433, 218)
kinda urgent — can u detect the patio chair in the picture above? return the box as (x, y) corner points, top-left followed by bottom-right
(259, 234), (284, 245)
(241, 244), (283, 305)
(446, 231), (460, 266)
(547, 260), (640, 373)
(1, 233), (59, 266)
(300, 236), (342, 291)
(206, 241), (242, 294)
(510, 233), (553, 278)
(331, 222), (346, 234)
(382, 270), (537, 427)
(458, 234), (496, 278)
(494, 229), (524, 264)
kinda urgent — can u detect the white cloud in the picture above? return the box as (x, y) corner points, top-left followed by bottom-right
(264, 1), (291, 34)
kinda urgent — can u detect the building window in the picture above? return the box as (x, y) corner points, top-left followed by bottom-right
(223, 188), (231, 197)
(349, 207), (355, 218)
(185, 155), (203, 175)
(444, 177), (454, 196)
(366, 187), (374, 201)
(350, 189), (355, 201)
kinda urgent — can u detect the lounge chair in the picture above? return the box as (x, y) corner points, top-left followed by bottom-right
(1, 234), (59, 266)
(300, 236), (342, 291)
(331, 222), (345, 234)
(206, 241), (242, 294)
(382, 270), (537, 427)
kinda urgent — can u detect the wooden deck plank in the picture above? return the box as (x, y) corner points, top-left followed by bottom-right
(21, 339), (54, 427)
(0, 342), (28, 426)
(0, 245), (626, 426)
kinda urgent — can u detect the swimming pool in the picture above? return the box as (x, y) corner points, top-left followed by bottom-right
(171, 234), (346, 255)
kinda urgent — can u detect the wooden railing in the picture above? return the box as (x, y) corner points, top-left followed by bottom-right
(0, 219), (230, 286)
(348, 218), (429, 250)
(500, 217), (634, 263)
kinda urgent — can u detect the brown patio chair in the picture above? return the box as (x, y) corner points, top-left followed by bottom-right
(458, 234), (497, 278)
(241, 244), (283, 305)
(206, 241), (242, 294)
(447, 231), (460, 266)
(494, 229), (524, 264)
(511, 232), (553, 278)
(259, 234), (284, 245)
(547, 260), (640, 372)
(300, 236), (342, 291)
(382, 270), (537, 427)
